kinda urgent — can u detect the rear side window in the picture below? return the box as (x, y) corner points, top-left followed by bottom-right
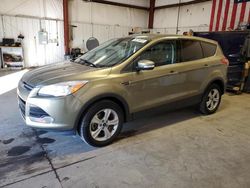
(180, 40), (203, 62)
(201, 42), (217, 57)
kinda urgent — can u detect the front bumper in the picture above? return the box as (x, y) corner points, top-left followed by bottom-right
(17, 82), (83, 131)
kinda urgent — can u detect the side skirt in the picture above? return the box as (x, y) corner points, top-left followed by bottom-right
(130, 94), (202, 120)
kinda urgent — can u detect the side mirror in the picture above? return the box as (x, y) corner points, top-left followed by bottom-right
(136, 60), (155, 71)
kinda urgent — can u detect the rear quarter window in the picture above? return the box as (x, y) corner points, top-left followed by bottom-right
(201, 42), (217, 57)
(180, 40), (203, 62)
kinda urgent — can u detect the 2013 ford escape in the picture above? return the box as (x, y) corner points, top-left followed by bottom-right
(17, 34), (228, 147)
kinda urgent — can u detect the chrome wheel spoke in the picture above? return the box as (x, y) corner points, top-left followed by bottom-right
(213, 98), (219, 102)
(103, 109), (111, 121)
(91, 115), (102, 125)
(210, 101), (214, 109)
(107, 116), (119, 126)
(212, 90), (219, 97)
(92, 126), (103, 138)
(103, 127), (112, 139)
(206, 99), (212, 106)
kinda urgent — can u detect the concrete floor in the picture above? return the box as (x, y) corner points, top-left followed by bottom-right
(0, 73), (250, 187)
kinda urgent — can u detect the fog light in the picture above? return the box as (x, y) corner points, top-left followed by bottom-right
(29, 116), (54, 124)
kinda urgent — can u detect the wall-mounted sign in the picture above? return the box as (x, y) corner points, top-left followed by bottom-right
(38, 30), (48, 45)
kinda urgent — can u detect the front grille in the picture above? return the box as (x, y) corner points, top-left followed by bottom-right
(18, 96), (26, 119)
(23, 82), (34, 91)
(29, 106), (49, 118)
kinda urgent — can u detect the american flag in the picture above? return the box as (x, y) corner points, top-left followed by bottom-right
(209, 0), (250, 31)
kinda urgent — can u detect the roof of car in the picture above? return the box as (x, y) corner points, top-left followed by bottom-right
(130, 34), (217, 44)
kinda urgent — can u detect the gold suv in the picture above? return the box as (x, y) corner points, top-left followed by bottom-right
(18, 34), (228, 146)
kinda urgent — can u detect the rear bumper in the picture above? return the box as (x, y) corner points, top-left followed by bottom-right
(17, 85), (83, 131)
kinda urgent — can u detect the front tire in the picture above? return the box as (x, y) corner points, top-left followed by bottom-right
(199, 84), (222, 115)
(79, 100), (124, 147)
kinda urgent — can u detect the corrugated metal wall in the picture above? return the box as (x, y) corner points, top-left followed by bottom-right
(0, 14), (147, 67)
(0, 0), (149, 67)
(152, 1), (211, 34)
(68, 0), (149, 51)
(150, 25), (209, 35)
(0, 17), (3, 39)
(0, 0), (214, 67)
(0, 15), (65, 67)
(0, 14), (146, 67)
(156, 0), (195, 7)
(70, 22), (136, 51)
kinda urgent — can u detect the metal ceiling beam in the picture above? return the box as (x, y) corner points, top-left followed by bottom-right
(86, 0), (149, 10)
(78, 0), (211, 31)
(63, 0), (70, 55)
(148, 0), (155, 29)
(155, 0), (211, 10)
(0, 14), (63, 21)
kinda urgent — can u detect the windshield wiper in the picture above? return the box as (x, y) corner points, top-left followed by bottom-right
(79, 58), (98, 68)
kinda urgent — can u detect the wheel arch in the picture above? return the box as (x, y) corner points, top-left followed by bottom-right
(74, 93), (131, 131)
(205, 78), (226, 94)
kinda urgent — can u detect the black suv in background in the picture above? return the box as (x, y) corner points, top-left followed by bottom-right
(194, 31), (250, 91)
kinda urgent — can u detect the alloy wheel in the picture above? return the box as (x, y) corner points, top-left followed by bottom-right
(206, 88), (220, 111)
(89, 109), (119, 141)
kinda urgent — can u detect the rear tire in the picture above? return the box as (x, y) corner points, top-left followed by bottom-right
(199, 84), (222, 115)
(79, 100), (124, 147)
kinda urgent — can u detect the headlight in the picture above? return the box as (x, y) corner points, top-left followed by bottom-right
(38, 81), (88, 97)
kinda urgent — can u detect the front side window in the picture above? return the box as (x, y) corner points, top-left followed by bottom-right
(74, 37), (149, 67)
(136, 41), (177, 67)
(180, 40), (203, 62)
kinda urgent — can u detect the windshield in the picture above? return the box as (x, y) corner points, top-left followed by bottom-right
(74, 37), (149, 67)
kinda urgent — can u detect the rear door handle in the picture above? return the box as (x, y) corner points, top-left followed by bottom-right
(169, 70), (179, 74)
(121, 81), (131, 86)
(204, 64), (209, 67)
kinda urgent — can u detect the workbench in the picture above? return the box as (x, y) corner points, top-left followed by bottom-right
(0, 46), (24, 69)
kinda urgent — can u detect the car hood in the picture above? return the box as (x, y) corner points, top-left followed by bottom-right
(21, 61), (111, 87)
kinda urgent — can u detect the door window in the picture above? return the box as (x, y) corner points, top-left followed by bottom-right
(180, 40), (203, 62)
(137, 41), (177, 67)
(201, 42), (217, 57)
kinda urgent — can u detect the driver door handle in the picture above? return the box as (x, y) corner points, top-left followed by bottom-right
(121, 81), (131, 86)
(169, 70), (178, 74)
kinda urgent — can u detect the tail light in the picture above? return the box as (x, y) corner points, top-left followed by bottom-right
(221, 57), (229, 66)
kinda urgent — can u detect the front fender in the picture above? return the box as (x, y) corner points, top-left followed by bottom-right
(73, 82), (132, 129)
